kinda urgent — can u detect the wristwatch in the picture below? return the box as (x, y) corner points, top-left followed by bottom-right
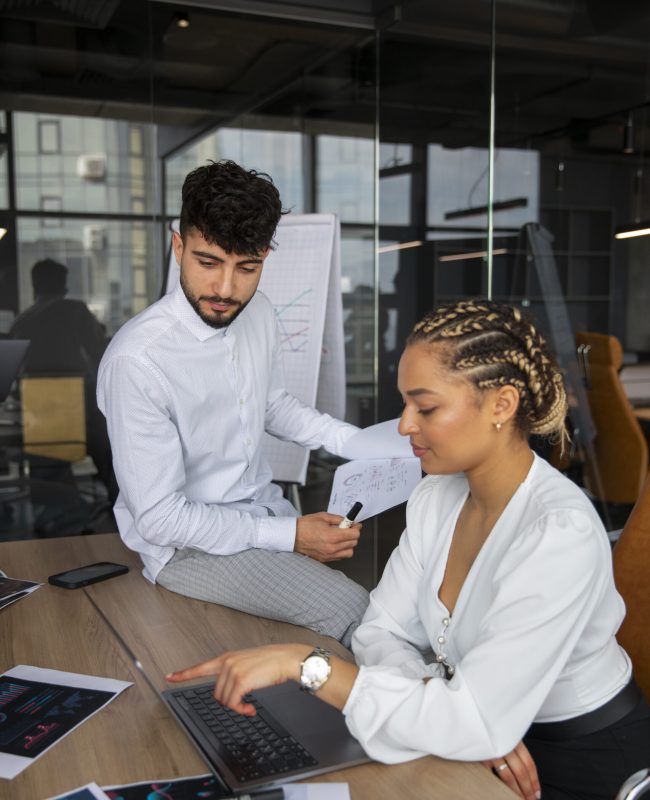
(299, 647), (332, 694)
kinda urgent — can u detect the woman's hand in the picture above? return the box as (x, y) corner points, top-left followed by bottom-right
(166, 644), (311, 716)
(482, 741), (540, 800)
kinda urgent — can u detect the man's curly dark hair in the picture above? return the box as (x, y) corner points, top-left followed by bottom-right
(179, 160), (286, 256)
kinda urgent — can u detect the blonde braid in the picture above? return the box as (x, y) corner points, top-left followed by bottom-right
(408, 299), (568, 443)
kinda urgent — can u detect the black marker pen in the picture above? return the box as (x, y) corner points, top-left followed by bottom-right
(338, 501), (363, 528)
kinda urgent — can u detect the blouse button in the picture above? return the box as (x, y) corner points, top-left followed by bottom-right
(436, 654), (444, 662)
(442, 617), (450, 627)
(437, 636), (446, 645)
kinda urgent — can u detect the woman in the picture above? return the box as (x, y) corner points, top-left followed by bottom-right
(168, 300), (650, 800)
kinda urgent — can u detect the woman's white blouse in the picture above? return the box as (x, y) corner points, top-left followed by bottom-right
(343, 453), (631, 762)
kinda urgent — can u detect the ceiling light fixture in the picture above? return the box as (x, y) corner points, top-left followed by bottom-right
(614, 221), (650, 239)
(615, 98), (648, 238)
(444, 197), (528, 221)
(0, 227), (7, 241)
(173, 12), (190, 28)
(439, 248), (509, 262)
(377, 240), (423, 254)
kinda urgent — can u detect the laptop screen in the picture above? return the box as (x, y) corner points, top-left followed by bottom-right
(0, 340), (30, 401)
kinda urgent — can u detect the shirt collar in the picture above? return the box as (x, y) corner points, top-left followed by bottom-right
(171, 281), (229, 342)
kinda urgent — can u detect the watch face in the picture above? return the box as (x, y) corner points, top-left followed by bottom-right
(303, 654), (330, 684)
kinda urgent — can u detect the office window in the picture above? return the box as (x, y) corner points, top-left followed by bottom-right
(16, 216), (158, 335)
(0, 147), (7, 209)
(40, 196), (63, 227)
(129, 126), (144, 156)
(38, 120), (61, 154)
(426, 144), (539, 235)
(165, 127), (304, 217)
(15, 112), (157, 215)
(379, 143), (413, 227)
(317, 135), (374, 224)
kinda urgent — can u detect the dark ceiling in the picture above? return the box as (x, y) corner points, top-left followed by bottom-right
(0, 0), (649, 156)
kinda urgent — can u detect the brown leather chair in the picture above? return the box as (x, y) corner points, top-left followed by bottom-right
(613, 472), (650, 702)
(20, 376), (86, 463)
(576, 331), (648, 505)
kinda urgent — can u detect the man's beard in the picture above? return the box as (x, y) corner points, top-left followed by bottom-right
(181, 273), (250, 330)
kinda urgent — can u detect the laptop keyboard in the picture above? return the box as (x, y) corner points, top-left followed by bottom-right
(173, 685), (318, 782)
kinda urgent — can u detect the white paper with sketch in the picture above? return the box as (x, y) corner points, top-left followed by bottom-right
(339, 418), (412, 461)
(327, 457), (422, 522)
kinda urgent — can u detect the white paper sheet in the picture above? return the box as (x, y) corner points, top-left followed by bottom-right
(327, 457), (422, 521)
(47, 782), (111, 800)
(339, 418), (413, 461)
(285, 783), (351, 800)
(0, 665), (131, 779)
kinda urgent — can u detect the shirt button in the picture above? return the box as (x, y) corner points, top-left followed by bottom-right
(246, 438), (252, 446)
(239, 398), (244, 405)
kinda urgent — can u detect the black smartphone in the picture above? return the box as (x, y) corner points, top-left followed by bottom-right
(48, 562), (129, 589)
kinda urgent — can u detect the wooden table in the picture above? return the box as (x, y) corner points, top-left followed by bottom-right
(634, 406), (650, 423)
(0, 534), (514, 800)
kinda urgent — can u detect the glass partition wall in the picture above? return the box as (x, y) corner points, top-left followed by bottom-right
(1, 0), (649, 579)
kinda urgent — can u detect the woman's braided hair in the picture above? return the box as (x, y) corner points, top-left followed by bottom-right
(407, 299), (568, 441)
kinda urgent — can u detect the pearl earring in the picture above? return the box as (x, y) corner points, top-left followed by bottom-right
(495, 422), (502, 432)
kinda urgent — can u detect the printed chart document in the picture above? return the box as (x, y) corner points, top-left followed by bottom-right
(104, 774), (350, 799)
(0, 666), (131, 779)
(48, 783), (111, 800)
(104, 774), (222, 799)
(0, 573), (41, 610)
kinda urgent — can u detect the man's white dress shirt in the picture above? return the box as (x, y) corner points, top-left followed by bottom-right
(97, 283), (358, 582)
(343, 453), (631, 762)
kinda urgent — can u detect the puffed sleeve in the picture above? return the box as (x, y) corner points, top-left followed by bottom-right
(351, 516), (440, 679)
(343, 506), (613, 762)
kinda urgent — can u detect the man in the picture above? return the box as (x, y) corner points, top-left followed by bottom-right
(97, 160), (368, 647)
(11, 258), (117, 503)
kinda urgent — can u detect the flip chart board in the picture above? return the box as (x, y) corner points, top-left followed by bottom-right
(165, 214), (346, 484)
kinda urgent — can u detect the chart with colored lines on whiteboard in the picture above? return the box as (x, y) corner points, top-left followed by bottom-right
(274, 288), (313, 354)
(258, 213), (345, 485)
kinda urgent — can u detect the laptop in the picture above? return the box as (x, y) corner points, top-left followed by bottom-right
(84, 591), (370, 794)
(163, 678), (370, 792)
(0, 340), (29, 402)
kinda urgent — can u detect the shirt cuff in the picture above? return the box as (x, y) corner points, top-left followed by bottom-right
(326, 422), (361, 458)
(255, 514), (297, 552)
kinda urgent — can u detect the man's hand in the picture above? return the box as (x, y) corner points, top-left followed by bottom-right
(295, 512), (362, 562)
(482, 740), (540, 800)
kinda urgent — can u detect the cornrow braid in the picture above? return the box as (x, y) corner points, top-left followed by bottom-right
(408, 299), (568, 442)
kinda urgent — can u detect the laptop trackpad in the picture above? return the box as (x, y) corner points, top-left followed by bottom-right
(255, 682), (367, 764)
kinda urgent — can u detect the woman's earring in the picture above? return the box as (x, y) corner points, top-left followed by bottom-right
(495, 422), (502, 432)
